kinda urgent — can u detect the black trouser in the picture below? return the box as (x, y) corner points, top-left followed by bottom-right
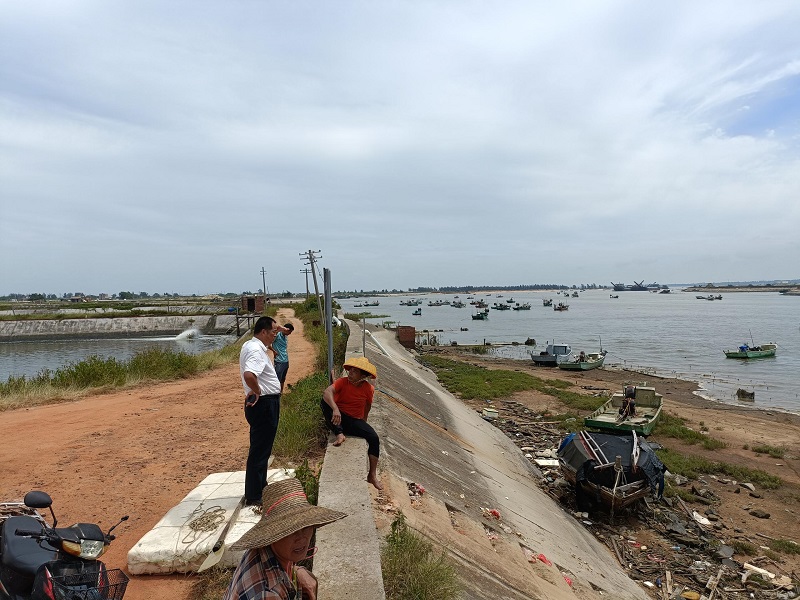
(320, 399), (380, 458)
(244, 394), (281, 503)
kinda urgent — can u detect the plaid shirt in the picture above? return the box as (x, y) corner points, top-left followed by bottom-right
(224, 547), (300, 600)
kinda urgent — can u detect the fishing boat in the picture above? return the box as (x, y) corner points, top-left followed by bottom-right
(542, 299), (553, 306)
(471, 310), (489, 320)
(724, 342), (777, 359)
(609, 294), (619, 299)
(530, 343), (572, 367)
(553, 302), (569, 311)
(584, 385), (663, 435)
(558, 350), (606, 371)
(557, 430), (664, 511)
(512, 302), (531, 310)
(412, 308), (422, 316)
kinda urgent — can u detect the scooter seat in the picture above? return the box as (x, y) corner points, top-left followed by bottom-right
(1, 516), (58, 576)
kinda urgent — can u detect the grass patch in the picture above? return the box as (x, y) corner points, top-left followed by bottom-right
(751, 444), (785, 459)
(656, 448), (782, 489)
(418, 356), (604, 412)
(732, 539), (757, 556)
(654, 412), (727, 450)
(273, 372), (330, 461)
(381, 512), (461, 600)
(0, 344), (243, 412)
(769, 539), (800, 555)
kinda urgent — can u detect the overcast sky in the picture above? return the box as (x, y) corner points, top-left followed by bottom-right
(2, 1), (799, 295)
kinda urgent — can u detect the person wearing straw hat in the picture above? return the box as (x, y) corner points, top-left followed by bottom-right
(320, 356), (383, 490)
(224, 477), (346, 600)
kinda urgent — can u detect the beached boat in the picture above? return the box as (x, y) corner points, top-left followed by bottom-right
(558, 350), (606, 371)
(724, 342), (777, 359)
(557, 430), (664, 511)
(530, 343), (572, 367)
(584, 385), (663, 435)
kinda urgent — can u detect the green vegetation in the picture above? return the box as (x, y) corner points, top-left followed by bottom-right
(751, 444), (786, 459)
(769, 538), (800, 555)
(0, 344), (242, 412)
(418, 355), (604, 412)
(656, 448), (782, 489)
(273, 372), (330, 460)
(732, 539), (757, 556)
(653, 413), (727, 450)
(343, 311), (390, 320)
(381, 512), (461, 600)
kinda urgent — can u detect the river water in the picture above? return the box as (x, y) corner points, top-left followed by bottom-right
(340, 290), (800, 413)
(0, 329), (236, 382)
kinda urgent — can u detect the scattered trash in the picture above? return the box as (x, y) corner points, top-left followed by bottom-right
(537, 553), (552, 567)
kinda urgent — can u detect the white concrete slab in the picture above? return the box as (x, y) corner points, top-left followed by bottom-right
(127, 468), (293, 574)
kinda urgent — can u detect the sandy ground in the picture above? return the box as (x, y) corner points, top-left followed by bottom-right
(423, 347), (800, 577)
(0, 309), (316, 600)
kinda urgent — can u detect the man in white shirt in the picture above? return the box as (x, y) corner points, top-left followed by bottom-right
(239, 316), (282, 505)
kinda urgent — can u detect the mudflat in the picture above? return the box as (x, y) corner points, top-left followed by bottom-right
(421, 346), (800, 580)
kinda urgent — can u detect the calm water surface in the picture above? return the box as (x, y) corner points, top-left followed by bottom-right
(342, 291), (800, 413)
(0, 330), (236, 381)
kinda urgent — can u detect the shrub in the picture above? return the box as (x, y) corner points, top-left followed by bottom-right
(381, 512), (461, 600)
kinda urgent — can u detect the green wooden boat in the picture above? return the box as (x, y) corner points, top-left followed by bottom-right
(558, 351), (606, 371)
(584, 385), (662, 435)
(724, 342), (776, 359)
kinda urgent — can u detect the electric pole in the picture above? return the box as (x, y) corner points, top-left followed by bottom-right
(300, 250), (324, 323)
(260, 267), (267, 298)
(300, 268), (311, 300)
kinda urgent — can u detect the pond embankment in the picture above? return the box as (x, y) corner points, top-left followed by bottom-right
(0, 314), (240, 341)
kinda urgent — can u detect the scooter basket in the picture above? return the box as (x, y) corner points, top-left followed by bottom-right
(49, 568), (129, 600)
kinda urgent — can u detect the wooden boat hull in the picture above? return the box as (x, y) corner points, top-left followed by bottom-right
(559, 462), (651, 511)
(724, 343), (776, 359)
(558, 353), (605, 371)
(584, 386), (662, 435)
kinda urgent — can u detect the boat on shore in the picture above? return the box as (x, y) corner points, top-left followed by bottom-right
(557, 430), (664, 511)
(584, 385), (663, 435)
(724, 342), (777, 359)
(558, 350), (606, 371)
(530, 343), (572, 367)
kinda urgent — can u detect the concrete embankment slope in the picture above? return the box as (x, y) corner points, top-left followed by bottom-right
(333, 322), (648, 599)
(0, 315), (238, 340)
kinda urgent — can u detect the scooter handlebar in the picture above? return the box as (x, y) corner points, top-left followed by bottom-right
(15, 529), (43, 537)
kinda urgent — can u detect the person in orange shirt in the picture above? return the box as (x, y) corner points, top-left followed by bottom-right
(320, 356), (382, 490)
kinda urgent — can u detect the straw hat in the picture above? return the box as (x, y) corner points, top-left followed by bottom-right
(343, 356), (377, 379)
(231, 478), (346, 550)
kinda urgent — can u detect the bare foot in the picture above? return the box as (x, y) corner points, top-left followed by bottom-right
(333, 434), (346, 446)
(367, 473), (383, 491)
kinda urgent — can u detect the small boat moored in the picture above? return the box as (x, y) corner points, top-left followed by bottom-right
(584, 384), (663, 435)
(530, 343), (572, 367)
(558, 350), (607, 371)
(724, 342), (777, 359)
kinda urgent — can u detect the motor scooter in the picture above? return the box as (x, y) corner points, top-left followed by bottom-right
(0, 491), (129, 600)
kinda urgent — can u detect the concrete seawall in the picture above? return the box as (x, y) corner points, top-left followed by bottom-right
(0, 314), (239, 341)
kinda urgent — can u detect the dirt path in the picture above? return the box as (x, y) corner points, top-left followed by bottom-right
(0, 309), (316, 600)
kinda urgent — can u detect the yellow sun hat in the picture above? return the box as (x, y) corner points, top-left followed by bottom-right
(343, 356), (377, 379)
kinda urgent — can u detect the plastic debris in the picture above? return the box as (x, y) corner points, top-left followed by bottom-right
(537, 553), (552, 567)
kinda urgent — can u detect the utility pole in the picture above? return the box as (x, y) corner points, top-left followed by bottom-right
(260, 267), (267, 299)
(300, 250), (324, 324)
(300, 268), (311, 300)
